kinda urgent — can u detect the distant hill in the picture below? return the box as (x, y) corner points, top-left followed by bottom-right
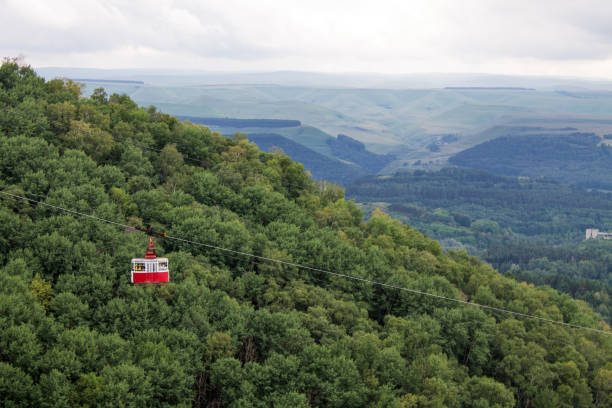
(248, 133), (367, 183)
(179, 116), (301, 128)
(445, 87), (535, 91)
(449, 132), (612, 189)
(327, 134), (395, 173)
(70, 78), (144, 84)
(37, 67), (612, 90)
(177, 115), (394, 178)
(70, 74), (612, 170)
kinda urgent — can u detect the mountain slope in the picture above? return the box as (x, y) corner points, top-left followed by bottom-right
(449, 132), (612, 189)
(1, 61), (612, 407)
(247, 133), (367, 183)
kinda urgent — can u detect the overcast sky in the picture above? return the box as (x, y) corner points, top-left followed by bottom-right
(3, 0), (612, 78)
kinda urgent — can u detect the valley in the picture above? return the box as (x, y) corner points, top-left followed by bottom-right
(37, 69), (612, 174)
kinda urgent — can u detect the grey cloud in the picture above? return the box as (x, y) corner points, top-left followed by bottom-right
(0, 0), (282, 59)
(429, 1), (612, 61)
(3, 0), (612, 74)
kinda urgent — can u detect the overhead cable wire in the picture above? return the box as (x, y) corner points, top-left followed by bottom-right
(1, 190), (609, 335)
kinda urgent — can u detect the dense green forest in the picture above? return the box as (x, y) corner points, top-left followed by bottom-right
(449, 132), (612, 189)
(347, 167), (612, 249)
(485, 241), (612, 324)
(1, 60), (612, 407)
(348, 168), (612, 324)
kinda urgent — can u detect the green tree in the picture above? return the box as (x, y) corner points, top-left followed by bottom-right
(0, 362), (40, 407)
(463, 376), (515, 408)
(60, 120), (115, 161)
(29, 273), (52, 309)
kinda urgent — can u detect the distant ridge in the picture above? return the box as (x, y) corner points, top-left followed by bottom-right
(179, 116), (301, 128)
(445, 86), (535, 90)
(70, 78), (145, 84)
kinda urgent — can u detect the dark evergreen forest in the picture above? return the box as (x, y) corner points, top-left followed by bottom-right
(449, 133), (612, 189)
(347, 167), (612, 247)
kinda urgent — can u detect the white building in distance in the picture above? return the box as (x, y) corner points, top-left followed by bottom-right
(586, 229), (612, 240)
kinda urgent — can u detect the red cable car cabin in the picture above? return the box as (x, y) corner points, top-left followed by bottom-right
(131, 236), (169, 284)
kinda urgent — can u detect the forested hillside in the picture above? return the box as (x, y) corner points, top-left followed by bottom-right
(326, 134), (395, 174)
(348, 168), (612, 324)
(1, 61), (612, 407)
(247, 133), (367, 183)
(485, 241), (612, 324)
(449, 132), (612, 189)
(347, 167), (612, 248)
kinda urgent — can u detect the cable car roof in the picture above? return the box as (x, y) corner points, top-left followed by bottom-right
(131, 257), (168, 262)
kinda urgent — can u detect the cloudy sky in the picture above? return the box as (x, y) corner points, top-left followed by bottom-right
(3, 0), (612, 78)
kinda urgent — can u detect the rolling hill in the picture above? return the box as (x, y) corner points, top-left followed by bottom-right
(36, 68), (612, 172)
(449, 132), (612, 189)
(246, 133), (367, 183)
(178, 115), (395, 182)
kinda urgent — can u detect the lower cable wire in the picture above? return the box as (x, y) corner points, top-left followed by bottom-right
(0, 190), (609, 335)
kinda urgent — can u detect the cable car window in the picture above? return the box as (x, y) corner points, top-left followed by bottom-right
(134, 262), (145, 271)
(158, 261), (168, 270)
